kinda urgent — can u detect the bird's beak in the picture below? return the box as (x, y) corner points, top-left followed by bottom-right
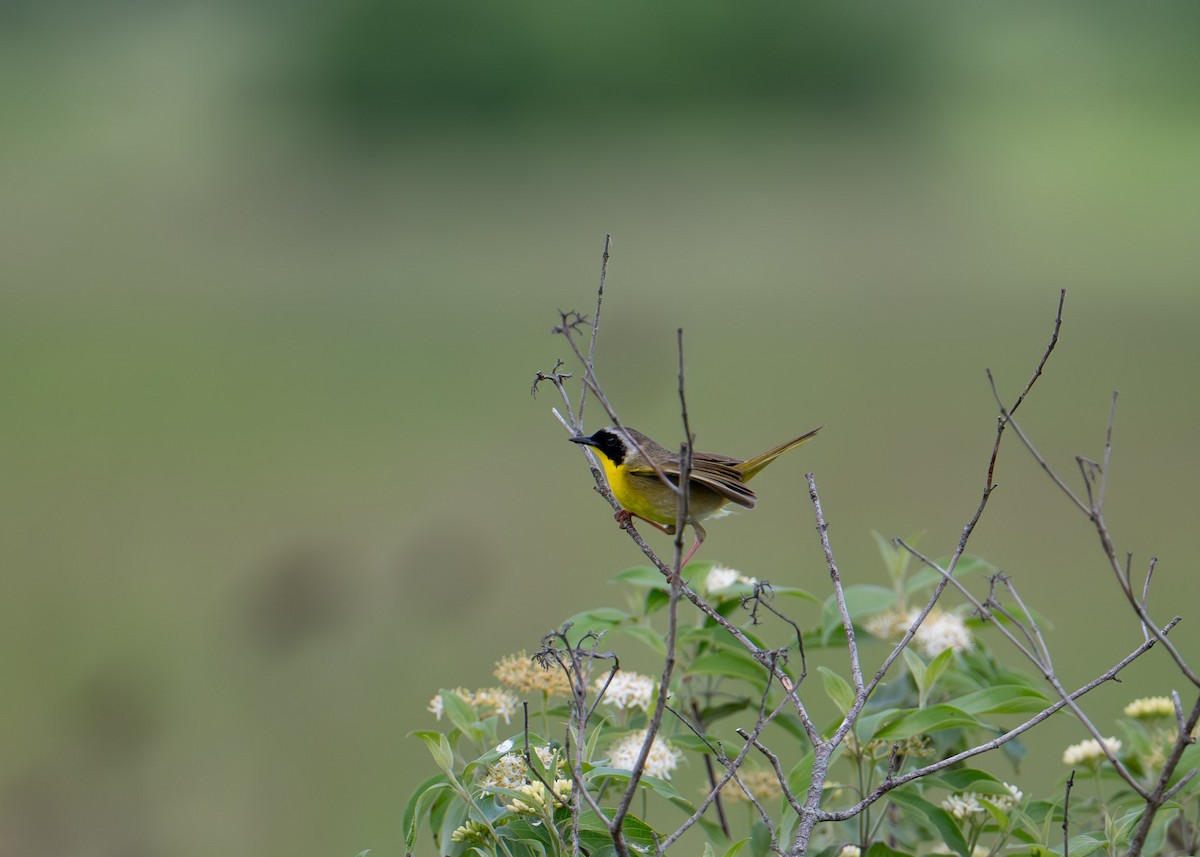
(569, 435), (597, 447)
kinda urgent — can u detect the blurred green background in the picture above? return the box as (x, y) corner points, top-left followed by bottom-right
(2, 3), (1198, 855)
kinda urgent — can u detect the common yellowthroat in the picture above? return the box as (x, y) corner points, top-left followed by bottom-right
(569, 425), (822, 566)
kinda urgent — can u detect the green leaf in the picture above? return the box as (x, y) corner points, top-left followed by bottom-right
(821, 585), (895, 643)
(561, 607), (632, 635)
(951, 685), (1050, 715)
(688, 649), (767, 684)
(723, 838), (751, 857)
(612, 623), (667, 655)
(578, 810), (659, 851)
(902, 648), (927, 705)
(694, 698), (753, 724)
(1065, 834), (1108, 856)
(872, 704), (981, 740)
(855, 707), (902, 743)
(435, 796), (469, 856)
(586, 766), (683, 800)
(644, 587), (669, 615)
(762, 584), (823, 606)
(497, 818), (555, 850)
(923, 647), (955, 700)
(412, 730), (457, 777)
(873, 529), (911, 581)
(980, 799), (1009, 828)
(933, 768), (1001, 792)
(441, 689), (482, 738)
(619, 814), (660, 850)
(866, 844), (917, 857)
(787, 752), (814, 801)
(401, 774), (452, 849)
(886, 789), (969, 857)
(610, 566), (671, 589)
(750, 819), (771, 856)
(1111, 807), (1145, 841)
(819, 666), (856, 715)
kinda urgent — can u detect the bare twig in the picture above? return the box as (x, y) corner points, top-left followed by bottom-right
(660, 691), (794, 852)
(685, 701), (730, 839)
(744, 582), (808, 685)
(577, 235), (610, 424)
(1063, 769), (1075, 857)
(895, 541), (1150, 797)
(741, 728), (806, 817)
(808, 474), (863, 694)
(818, 621), (1177, 821)
(548, 251), (821, 746)
(1127, 691), (1200, 856)
(609, 330), (692, 856)
(1140, 556), (1157, 643)
(1096, 390), (1117, 511)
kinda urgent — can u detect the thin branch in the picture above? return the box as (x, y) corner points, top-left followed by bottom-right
(659, 691), (794, 852)
(998, 575), (1054, 670)
(577, 235), (611, 424)
(808, 473), (863, 694)
(740, 728), (805, 817)
(1006, 288), (1066, 419)
(610, 329), (692, 854)
(1096, 390), (1118, 510)
(744, 582), (808, 685)
(819, 620), (1177, 821)
(988, 381), (1090, 515)
(1127, 691), (1200, 856)
(550, 256), (821, 743)
(894, 540), (1041, 667)
(1140, 556), (1158, 643)
(684, 701), (730, 839)
(895, 537), (1150, 796)
(792, 292), (1067, 856)
(1063, 770), (1075, 857)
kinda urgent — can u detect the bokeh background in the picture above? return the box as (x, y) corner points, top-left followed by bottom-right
(3, 3), (1198, 855)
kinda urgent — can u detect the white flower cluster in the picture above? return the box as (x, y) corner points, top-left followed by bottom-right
(838, 846), (861, 857)
(991, 782), (1024, 811)
(1124, 696), (1174, 719)
(864, 609), (909, 640)
(596, 671), (655, 711)
(606, 729), (682, 780)
(912, 610), (973, 658)
(863, 608), (973, 658)
(705, 565), (757, 592)
(427, 687), (520, 724)
(940, 782), (1022, 821)
(941, 792), (984, 820)
(478, 746), (561, 793)
(1062, 736), (1122, 766)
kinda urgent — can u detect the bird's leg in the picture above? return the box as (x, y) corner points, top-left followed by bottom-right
(613, 509), (675, 535)
(680, 520), (707, 569)
(661, 522), (707, 583)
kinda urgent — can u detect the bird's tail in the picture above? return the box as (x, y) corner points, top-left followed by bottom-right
(739, 426), (823, 480)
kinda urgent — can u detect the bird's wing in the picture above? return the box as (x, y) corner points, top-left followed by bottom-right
(628, 453), (758, 509)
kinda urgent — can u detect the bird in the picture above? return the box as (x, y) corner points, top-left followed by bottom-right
(569, 424), (822, 568)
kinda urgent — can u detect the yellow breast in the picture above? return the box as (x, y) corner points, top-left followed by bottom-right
(598, 456), (730, 526)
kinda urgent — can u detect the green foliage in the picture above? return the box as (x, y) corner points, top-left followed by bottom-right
(403, 545), (1200, 855)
